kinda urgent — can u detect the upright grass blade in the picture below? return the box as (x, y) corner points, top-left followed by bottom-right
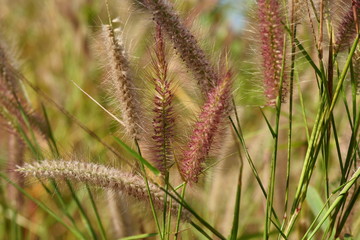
(66, 180), (98, 240)
(228, 117), (284, 237)
(134, 140), (162, 240)
(113, 136), (160, 176)
(306, 186), (329, 232)
(229, 99), (245, 240)
(86, 186), (109, 240)
(174, 183), (186, 240)
(264, 31), (288, 239)
(229, 164), (243, 240)
(0, 172), (85, 239)
(284, 25), (321, 78)
(336, 187), (360, 235)
(259, 109), (276, 138)
(162, 184), (226, 240)
(190, 221), (213, 240)
(118, 233), (158, 240)
(302, 167), (360, 239)
(285, 34), (360, 237)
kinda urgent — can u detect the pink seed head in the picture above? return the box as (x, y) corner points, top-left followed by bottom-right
(257, 0), (286, 106)
(179, 72), (232, 183)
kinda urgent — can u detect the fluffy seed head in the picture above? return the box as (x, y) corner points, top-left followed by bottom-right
(138, 0), (218, 96)
(100, 24), (140, 140)
(0, 39), (48, 138)
(335, 1), (360, 52)
(178, 72), (233, 183)
(150, 25), (175, 174)
(17, 160), (189, 220)
(257, 0), (286, 106)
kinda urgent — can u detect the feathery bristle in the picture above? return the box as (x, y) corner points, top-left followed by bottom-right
(0, 41), (18, 98)
(0, 40), (48, 138)
(257, 0), (286, 106)
(178, 72), (233, 183)
(335, 1), (360, 52)
(138, 0), (218, 96)
(100, 24), (140, 140)
(17, 160), (190, 220)
(150, 25), (175, 175)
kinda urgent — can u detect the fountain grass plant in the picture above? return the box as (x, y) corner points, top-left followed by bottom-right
(0, 0), (359, 239)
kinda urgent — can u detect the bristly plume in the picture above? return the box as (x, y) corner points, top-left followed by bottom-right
(137, 0), (218, 96)
(150, 25), (175, 174)
(335, 1), (360, 53)
(100, 24), (140, 140)
(17, 160), (190, 220)
(0, 39), (48, 138)
(257, 0), (286, 106)
(178, 71), (233, 183)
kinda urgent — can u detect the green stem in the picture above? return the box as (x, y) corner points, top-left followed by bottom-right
(285, 34), (360, 237)
(86, 185), (107, 240)
(303, 167), (360, 239)
(0, 173), (85, 239)
(174, 183), (186, 240)
(264, 32), (287, 240)
(134, 139), (163, 240)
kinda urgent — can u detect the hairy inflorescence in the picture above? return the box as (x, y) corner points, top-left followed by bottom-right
(150, 25), (176, 174)
(257, 0), (286, 106)
(17, 160), (189, 220)
(335, 1), (360, 52)
(178, 72), (233, 183)
(100, 24), (140, 140)
(137, 0), (218, 96)
(0, 39), (48, 138)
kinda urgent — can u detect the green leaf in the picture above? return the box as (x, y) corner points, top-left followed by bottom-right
(306, 186), (329, 231)
(112, 136), (160, 176)
(118, 233), (158, 240)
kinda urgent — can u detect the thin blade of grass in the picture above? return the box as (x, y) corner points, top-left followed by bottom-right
(0, 172), (85, 239)
(118, 233), (158, 240)
(306, 186), (329, 231)
(112, 136), (160, 176)
(259, 108), (276, 138)
(86, 185), (107, 240)
(303, 167), (360, 239)
(229, 164), (243, 240)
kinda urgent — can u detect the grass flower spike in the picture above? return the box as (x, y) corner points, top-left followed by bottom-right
(17, 160), (188, 219)
(257, 0), (286, 106)
(138, 0), (218, 95)
(335, 1), (360, 52)
(179, 72), (232, 183)
(100, 24), (140, 140)
(151, 25), (175, 174)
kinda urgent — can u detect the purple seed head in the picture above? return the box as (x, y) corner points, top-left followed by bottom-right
(335, 1), (360, 52)
(179, 72), (232, 183)
(257, 0), (286, 106)
(138, 0), (218, 96)
(151, 25), (175, 174)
